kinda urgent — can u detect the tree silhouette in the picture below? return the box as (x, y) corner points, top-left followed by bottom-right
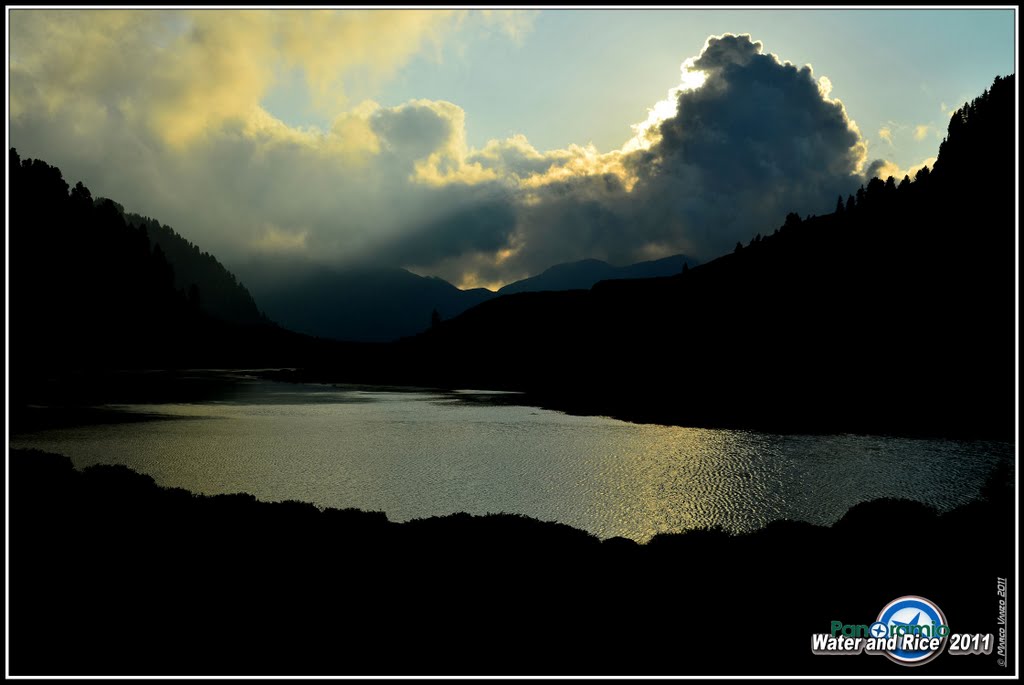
(7, 149), (326, 378)
(71, 181), (92, 207)
(865, 176), (885, 202)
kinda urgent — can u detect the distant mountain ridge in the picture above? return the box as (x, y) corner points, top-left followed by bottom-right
(235, 260), (495, 343)
(497, 254), (696, 295)
(237, 253), (695, 342)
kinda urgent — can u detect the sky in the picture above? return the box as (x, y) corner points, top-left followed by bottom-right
(7, 8), (1017, 290)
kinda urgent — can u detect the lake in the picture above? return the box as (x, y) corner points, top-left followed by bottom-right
(9, 370), (1013, 542)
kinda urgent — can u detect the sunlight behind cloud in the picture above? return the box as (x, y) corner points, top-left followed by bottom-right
(623, 57), (708, 154)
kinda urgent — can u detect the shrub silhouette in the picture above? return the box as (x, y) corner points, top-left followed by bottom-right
(8, 449), (1014, 676)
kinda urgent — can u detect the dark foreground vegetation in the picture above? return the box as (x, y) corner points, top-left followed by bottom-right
(10, 449), (1014, 676)
(278, 74), (1015, 441)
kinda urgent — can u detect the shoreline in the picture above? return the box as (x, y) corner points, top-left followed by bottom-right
(11, 365), (1014, 443)
(259, 366), (1016, 443)
(9, 448), (1015, 675)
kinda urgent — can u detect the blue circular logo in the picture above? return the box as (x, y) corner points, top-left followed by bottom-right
(876, 595), (947, 666)
(869, 621), (888, 638)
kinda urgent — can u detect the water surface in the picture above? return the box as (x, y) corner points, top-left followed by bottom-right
(10, 371), (1013, 541)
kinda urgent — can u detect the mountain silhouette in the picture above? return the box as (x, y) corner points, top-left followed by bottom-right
(237, 253), (696, 342)
(7, 150), (347, 405)
(235, 259), (495, 342)
(497, 254), (696, 295)
(285, 74), (1015, 440)
(100, 200), (269, 326)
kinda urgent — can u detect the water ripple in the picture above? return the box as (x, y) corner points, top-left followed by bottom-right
(10, 381), (1014, 542)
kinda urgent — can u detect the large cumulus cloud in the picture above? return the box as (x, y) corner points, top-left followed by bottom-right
(643, 34), (867, 184)
(612, 33), (870, 259)
(436, 33), (877, 284)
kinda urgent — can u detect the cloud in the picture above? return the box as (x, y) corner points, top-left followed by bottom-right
(466, 135), (575, 181)
(10, 9), (466, 147)
(368, 99), (505, 187)
(913, 124), (932, 140)
(272, 10), (458, 112)
(252, 225), (310, 253)
(649, 33), (869, 180)
(371, 100), (462, 162)
(864, 156), (937, 183)
(420, 33), (873, 283)
(879, 127), (894, 145)
(371, 191), (519, 266)
(562, 33), (868, 262)
(9, 11), (524, 263)
(11, 20), (873, 291)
